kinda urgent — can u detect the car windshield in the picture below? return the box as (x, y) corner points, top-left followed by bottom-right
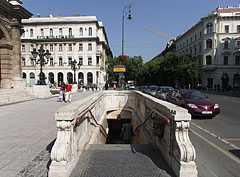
(181, 90), (206, 99)
(161, 88), (173, 93)
(150, 86), (158, 91)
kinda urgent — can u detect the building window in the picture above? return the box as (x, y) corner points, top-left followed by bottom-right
(88, 43), (92, 51)
(50, 44), (54, 52)
(199, 44), (202, 53)
(22, 57), (25, 66)
(30, 44), (34, 52)
(194, 47), (197, 54)
(68, 44), (72, 51)
(236, 41), (240, 49)
(59, 28), (63, 36)
(79, 28), (83, 36)
(21, 45), (25, 52)
(50, 58), (54, 66)
(30, 58), (35, 66)
(206, 22), (213, 33)
(79, 57), (83, 65)
(59, 57), (63, 66)
(237, 25), (240, 33)
(69, 28), (72, 36)
(79, 43), (83, 51)
(236, 56), (240, 65)
(206, 55), (212, 65)
(30, 29), (33, 37)
(68, 57), (72, 65)
(89, 27), (92, 36)
(225, 25), (229, 33)
(96, 56), (100, 65)
(224, 56), (228, 65)
(224, 41), (229, 49)
(200, 31), (202, 38)
(195, 34), (197, 40)
(50, 28), (53, 37)
(59, 44), (63, 51)
(41, 28), (44, 36)
(206, 39), (212, 49)
(88, 57), (92, 65)
(190, 37), (192, 42)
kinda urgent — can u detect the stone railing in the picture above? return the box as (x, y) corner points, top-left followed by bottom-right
(48, 91), (197, 177)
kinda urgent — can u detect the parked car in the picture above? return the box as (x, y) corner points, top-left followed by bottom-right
(166, 89), (220, 117)
(127, 80), (135, 90)
(139, 85), (148, 93)
(155, 86), (174, 100)
(148, 85), (159, 97)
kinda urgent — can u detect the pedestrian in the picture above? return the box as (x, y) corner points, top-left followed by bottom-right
(65, 82), (72, 102)
(57, 87), (64, 102)
(105, 83), (109, 90)
(121, 121), (133, 144)
(113, 83), (116, 90)
(62, 82), (66, 102)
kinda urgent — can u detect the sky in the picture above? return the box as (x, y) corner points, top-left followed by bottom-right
(22, 0), (239, 62)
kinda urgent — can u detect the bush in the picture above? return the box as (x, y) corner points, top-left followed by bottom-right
(50, 90), (59, 95)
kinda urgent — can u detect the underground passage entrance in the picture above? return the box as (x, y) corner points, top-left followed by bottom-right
(106, 119), (132, 144)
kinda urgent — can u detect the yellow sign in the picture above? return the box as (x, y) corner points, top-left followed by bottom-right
(113, 67), (126, 72)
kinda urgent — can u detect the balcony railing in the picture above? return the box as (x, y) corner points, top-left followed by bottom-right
(37, 35), (74, 39)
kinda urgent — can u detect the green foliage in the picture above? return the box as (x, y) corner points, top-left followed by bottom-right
(50, 89), (59, 95)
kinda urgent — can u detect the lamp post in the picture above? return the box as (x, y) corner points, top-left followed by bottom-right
(122, 5), (132, 55)
(69, 59), (81, 84)
(31, 45), (51, 85)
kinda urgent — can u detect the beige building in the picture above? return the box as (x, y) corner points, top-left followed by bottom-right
(176, 6), (240, 89)
(21, 14), (112, 88)
(0, 0), (31, 89)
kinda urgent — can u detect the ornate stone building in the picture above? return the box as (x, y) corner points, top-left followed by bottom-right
(176, 6), (240, 89)
(21, 14), (112, 88)
(0, 0), (32, 89)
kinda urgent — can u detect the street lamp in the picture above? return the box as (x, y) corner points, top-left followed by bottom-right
(69, 59), (81, 84)
(31, 45), (51, 85)
(122, 5), (132, 55)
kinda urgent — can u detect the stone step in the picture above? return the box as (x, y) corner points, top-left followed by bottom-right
(70, 144), (175, 177)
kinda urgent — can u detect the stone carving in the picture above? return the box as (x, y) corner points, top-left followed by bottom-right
(51, 121), (72, 162)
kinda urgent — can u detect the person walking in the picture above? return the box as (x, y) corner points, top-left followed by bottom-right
(62, 82), (67, 102)
(65, 83), (72, 102)
(121, 121), (133, 144)
(113, 83), (116, 90)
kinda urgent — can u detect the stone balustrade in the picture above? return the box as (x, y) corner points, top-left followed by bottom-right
(48, 91), (198, 177)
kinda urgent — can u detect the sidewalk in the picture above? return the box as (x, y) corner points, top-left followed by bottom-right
(0, 91), (95, 177)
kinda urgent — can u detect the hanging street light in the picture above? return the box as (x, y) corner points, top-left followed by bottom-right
(31, 45), (51, 85)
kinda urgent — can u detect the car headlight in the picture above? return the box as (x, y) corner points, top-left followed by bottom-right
(187, 103), (198, 109)
(214, 104), (219, 109)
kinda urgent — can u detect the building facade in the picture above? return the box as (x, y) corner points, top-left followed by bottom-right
(21, 14), (112, 88)
(0, 0), (31, 89)
(176, 6), (240, 89)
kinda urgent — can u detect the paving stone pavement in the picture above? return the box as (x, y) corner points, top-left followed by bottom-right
(0, 91), (95, 177)
(70, 144), (175, 177)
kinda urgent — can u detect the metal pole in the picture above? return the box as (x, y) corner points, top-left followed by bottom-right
(122, 12), (125, 55)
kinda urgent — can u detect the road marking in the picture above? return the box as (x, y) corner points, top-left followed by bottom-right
(190, 122), (239, 150)
(224, 138), (240, 141)
(190, 129), (240, 164)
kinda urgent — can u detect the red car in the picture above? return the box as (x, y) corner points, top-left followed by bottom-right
(166, 89), (220, 117)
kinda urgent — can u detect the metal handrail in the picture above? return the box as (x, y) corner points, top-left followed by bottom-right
(133, 109), (170, 135)
(75, 109), (108, 138)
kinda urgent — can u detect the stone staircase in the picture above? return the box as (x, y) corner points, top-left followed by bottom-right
(70, 144), (175, 177)
(0, 88), (34, 106)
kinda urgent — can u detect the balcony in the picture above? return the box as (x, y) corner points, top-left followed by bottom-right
(36, 35), (74, 39)
(96, 50), (102, 56)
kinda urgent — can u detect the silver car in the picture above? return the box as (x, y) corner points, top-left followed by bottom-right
(148, 85), (159, 97)
(155, 86), (174, 100)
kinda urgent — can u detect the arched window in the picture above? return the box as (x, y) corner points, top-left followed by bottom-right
(58, 72), (63, 87)
(59, 28), (63, 36)
(79, 27), (83, 36)
(78, 72), (84, 85)
(206, 22), (213, 33)
(87, 72), (93, 84)
(206, 39), (212, 49)
(48, 72), (54, 84)
(50, 28), (53, 37)
(22, 72), (26, 79)
(206, 55), (212, 65)
(224, 41), (229, 49)
(88, 27), (92, 36)
(30, 29), (33, 37)
(69, 28), (72, 36)
(67, 72), (73, 84)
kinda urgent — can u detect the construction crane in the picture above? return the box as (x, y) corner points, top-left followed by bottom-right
(146, 28), (175, 40)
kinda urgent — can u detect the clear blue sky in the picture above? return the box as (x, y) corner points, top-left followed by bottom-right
(22, 0), (239, 62)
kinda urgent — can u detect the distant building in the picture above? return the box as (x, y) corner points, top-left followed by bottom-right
(21, 14), (112, 88)
(175, 6), (240, 89)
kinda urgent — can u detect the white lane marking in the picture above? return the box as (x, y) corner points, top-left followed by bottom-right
(190, 122), (240, 150)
